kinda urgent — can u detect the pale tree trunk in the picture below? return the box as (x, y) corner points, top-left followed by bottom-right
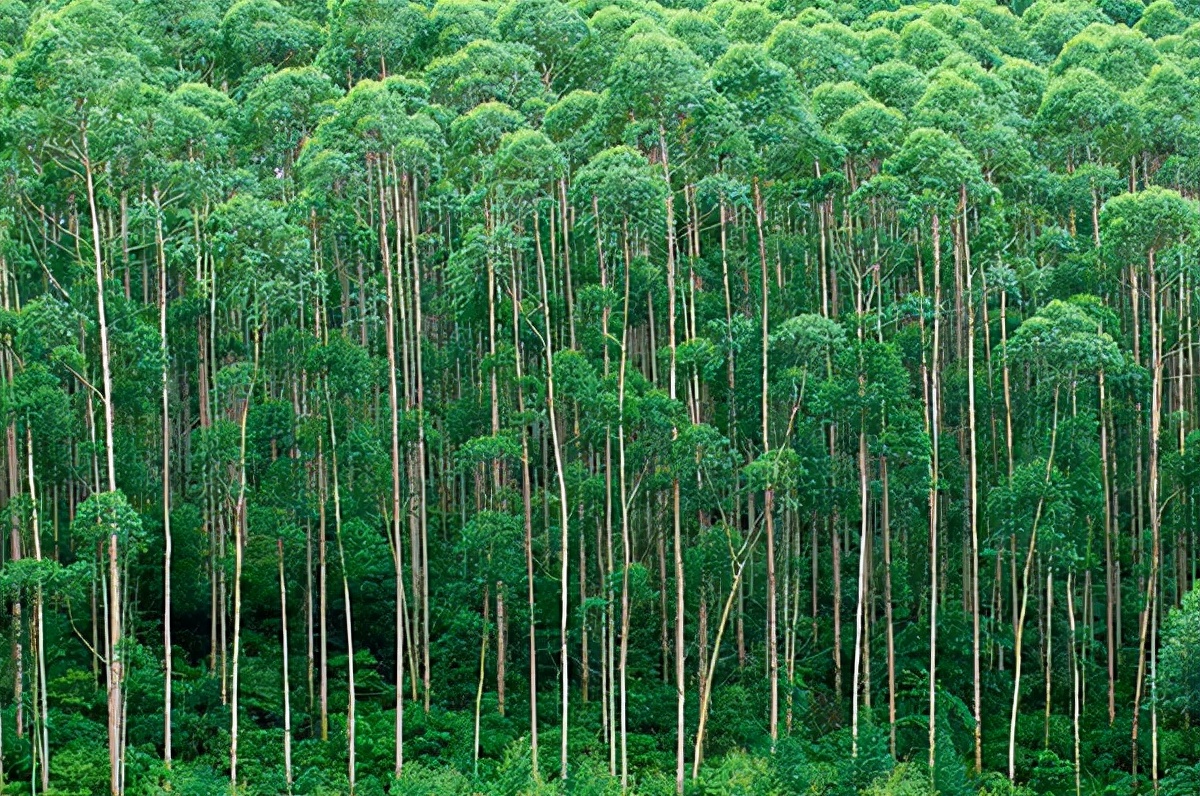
(318, 438), (329, 741)
(851, 424), (869, 758)
(230, 347), (256, 789)
(378, 158), (405, 778)
(660, 126), (687, 793)
(928, 209), (942, 771)
(84, 123), (123, 796)
(493, 202), (509, 720)
(279, 539), (293, 791)
(753, 179), (778, 750)
(406, 179), (431, 716)
(534, 213), (571, 781)
(1044, 567), (1053, 748)
(473, 584), (490, 777)
(963, 188), (982, 774)
(1008, 390), (1060, 782)
(26, 429), (49, 792)
(497, 587), (506, 717)
(881, 456), (896, 756)
(1100, 368), (1116, 726)
(4, 324), (20, 750)
(1067, 572), (1081, 796)
(1132, 248), (1163, 788)
(327, 386), (357, 794)
(510, 257), (539, 780)
(693, 533), (755, 777)
(618, 221), (633, 792)
(155, 188), (173, 769)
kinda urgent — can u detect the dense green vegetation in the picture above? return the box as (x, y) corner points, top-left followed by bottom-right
(3, 0), (1200, 792)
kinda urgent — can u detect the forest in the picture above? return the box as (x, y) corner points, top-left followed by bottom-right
(3, 0), (1200, 792)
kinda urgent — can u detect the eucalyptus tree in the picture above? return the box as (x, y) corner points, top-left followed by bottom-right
(426, 39), (544, 114)
(605, 31), (709, 788)
(1004, 297), (1123, 782)
(241, 67), (341, 198)
(4, 355), (74, 790)
(769, 312), (848, 734)
(573, 144), (666, 789)
(302, 73), (443, 773)
(322, 0), (429, 82)
(427, 0), (497, 58)
(882, 126), (986, 771)
(218, 0), (324, 86)
(1101, 187), (1199, 787)
(6, 5), (160, 789)
(493, 0), (589, 90)
(207, 192), (311, 788)
(489, 127), (572, 780)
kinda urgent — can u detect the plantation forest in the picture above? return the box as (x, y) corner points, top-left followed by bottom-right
(4, 0), (1200, 793)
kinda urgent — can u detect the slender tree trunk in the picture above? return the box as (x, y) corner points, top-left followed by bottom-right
(693, 539), (753, 777)
(328, 396), (357, 795)
(851, 423), (869, 757)
(1067, 572), (1081, 796)
(1100, 368), (1116, 726)
(156, 188), (173, 770)
(1009, 390), (1061, 782)
(84, 124), (123, 796)
(881, 456), (896, 756)
(964, 188), (982, 773)
(534, 214), (570, 781)
(753, 178), (778, 750)
(318, 436), (329, 741)
(618, 223), (633, 792)
(473, 584), (490, 777)
(1044, 566), (1053, 748)
(279, 539), (293, 791)
(407, 181), (431, 716)
(379, 158), (406, 778)
(660, 127), (687, 792)
(1132, 248), (1163, 787)
(928, 209), (942, 771)
(230, 350), (256, 789)
(511, 257), (539, 780)
(25, 429), (49, 792)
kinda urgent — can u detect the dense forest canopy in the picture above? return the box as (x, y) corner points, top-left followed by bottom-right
(2, 0), (1200, 793)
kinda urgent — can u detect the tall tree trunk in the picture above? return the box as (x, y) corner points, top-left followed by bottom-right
(964, 187), (982, 773)
(84, 124), (123, 796)
(328, 396), (357, 795)
(660, 126), (687, 793)
(279, 539), (293, 791)
(511, 257), (539, 780)
(230, 349), (256, 789)
(156, 188), (173, 770)
(927, 209), (942, 771)
(318, 436), (329, 741)
(25, 429), (49, 792)
(1132, 248), (1163, 787)
(618, 221), (633, 792)
(535, 213), (570, 781)
(881, 456), (896, 757)
(472, 584), (490, 777)
(1008, 390), (1060, 782)
(753, 178), (778, 750)
(379, 158), (406, 777)
(1100, 367), (1116, 726)
(851, 423), (869, 757)
(693, 536), (754, 777)
(1067, 572), (1081, 796)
